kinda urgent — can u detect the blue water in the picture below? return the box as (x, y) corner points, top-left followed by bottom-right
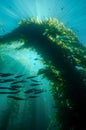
(0, 0), (86, 44)
(0, 0), (86, 130)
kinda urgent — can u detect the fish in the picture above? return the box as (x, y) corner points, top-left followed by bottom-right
(28, 95), (38, 98)
(24, 88), (45, 95)
(26, 76), (37, 79)
(11, 85), (22, 88)
(17, 80), (26, 83)
(11, 81), (21, 84)
(0, 90), (20, 94)
(61, 7), (64, 10)
(11, 80), (26, 84)
(15, 74), (25, 78)
(24, 88), (37, 94)
(0, 73), (14, 77)
(0, 87), (17, 90)
(0, 87), (10, 89)
(37, 69), (47, 75)
(31, 79), (39, 82)
(34, 58), (38, 60)
(34, 90), (46, 94)
(0, 81), (8, 83)
(29, 83), (41, 86)
(0, 81), (6, 83)
(8, 88), (18, 90)
(3, 79), (14, 82)
(7, 95), (25, 100)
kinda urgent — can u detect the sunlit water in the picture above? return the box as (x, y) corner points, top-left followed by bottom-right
(0, 0), (86, 130)
(0, 43), (57, 130)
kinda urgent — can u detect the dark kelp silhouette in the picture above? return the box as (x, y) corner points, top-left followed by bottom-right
(0, 18), (86, 130)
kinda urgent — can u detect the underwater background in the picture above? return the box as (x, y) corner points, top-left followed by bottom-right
(0, 0), (86, 130)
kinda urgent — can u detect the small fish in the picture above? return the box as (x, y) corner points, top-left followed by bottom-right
(7, 95), (25, 100)
(0, 87), (17, 90)
(61, 7), (64, 10)
(0, 87), (10, 89)
(29, 83), (40, 86)
(28, 95), (38, 98)
(11, 81), (21, 84)
(11, 85), (22, 88)
(26, 76), (37, 79)
(34, 58), (38, 60)
(0, 90), (20, 94)
(34, 90), (46, 94)
(8, 88), (18, 90)
(31, 79), (39, 82)
(11, 80), (26, 84)
(3, 79), (14, 82)
(17, 80), (26, 83)
(24, 88), (37, 94)
(0, 73), (14, 77)
(0, 81), (6, 83)
(37, 69), (46, 75)
(15, 74), (25, 78)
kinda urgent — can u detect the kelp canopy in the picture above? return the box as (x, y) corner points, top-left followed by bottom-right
(0, 18), (86, 130)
